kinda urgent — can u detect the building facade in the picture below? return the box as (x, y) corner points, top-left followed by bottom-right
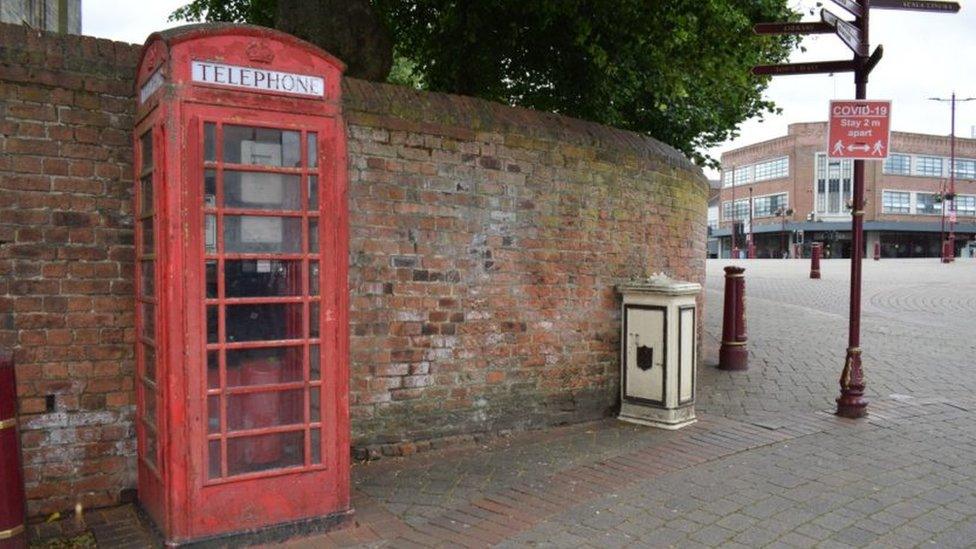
(0, 0), (80, 34)
(715, 122), (976, 259)
(706, 179), (720, 258)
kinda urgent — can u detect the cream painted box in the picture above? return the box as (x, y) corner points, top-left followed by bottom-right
(617, 276), (701, 429)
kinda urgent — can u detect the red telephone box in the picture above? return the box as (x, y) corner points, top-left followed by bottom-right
(133, 24), (350, 543)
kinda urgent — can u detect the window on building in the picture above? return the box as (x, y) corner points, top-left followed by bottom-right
(914, 156), (943, 177)
(956, 195), (976, 216)
(815, 153), (853, 215)
(753, 193), (789, 218)
(952, 159), (976, 180)
(883, 153), (911, 175)
(753, 157), (789, 182)
(882, 191), (911, 214)
(721, 199), (750, 221)
(735, 166), (753, 186)
(915, 192), (941, 215)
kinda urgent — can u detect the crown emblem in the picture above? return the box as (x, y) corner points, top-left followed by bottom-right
(246, 42), (275, 64)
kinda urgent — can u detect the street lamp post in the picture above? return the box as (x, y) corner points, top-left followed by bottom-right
(748, 187), (756, 259)
(929, 93), (976, 263)
(731, 168), (739, 259)
(776, 207), (795, 259)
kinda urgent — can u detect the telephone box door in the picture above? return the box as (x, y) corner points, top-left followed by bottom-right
(184, 105), (346, 533)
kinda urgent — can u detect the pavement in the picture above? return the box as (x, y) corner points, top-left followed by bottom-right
(65, 258), (976, 547)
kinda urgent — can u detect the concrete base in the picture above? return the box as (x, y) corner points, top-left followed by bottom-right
(619, 402), (696, 430)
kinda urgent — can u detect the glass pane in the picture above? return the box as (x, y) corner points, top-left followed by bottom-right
(204, 169), (216, 208)
(224, 215), (302, 254)
(145, 429), (157, 467)
(227, 389), (304, 431)
(223, 125), (300, 167)
(225, 260), (302, 297)
(207, 306), (218, 343)
(207, 350), (219, 389)
(227, 431), (304, 476)
(140, 260), (154, 297)
(308, 175), (318, 210)
(140, 176), (153, 214)
(310, 345), (320, 381)
(310, 302), (320, 338)
(307, 133), (317, 168)
(144, 384), (157, 425)
(309, 261), (319, 296)
(141, 131), (153, 171)
(141, 218), (154, 254)
(208, 395), (220, 434)
(208, 439), (221, 479)
(225, 347), (304, 387)
(310, 386), (320, 422)
(223, 171), (301, 211)
(311, 428), (321, 464)
(308, 218), (318, 253)
(206, 260), (217, 298)
(204, 122), (216, 162)
(205, 214), (217, 254)
(142, 303), (155, 340)
(143, 342), (156, 382)
(225, 303), (303, 343)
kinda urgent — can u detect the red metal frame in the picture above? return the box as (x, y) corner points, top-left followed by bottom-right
(134, 25), (349, 543)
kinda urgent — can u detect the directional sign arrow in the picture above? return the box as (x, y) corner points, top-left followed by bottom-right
(752, 59), (858, 76)
(754, 21), (834, 35)
(863, 45), (884, 75)
(847, 144), (870, 152)
(821, 9), (868, 57)
(830, 0), (864, 17)
(871, 0), (960, 12)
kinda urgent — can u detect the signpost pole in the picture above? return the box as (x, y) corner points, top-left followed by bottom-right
(753, 0), (960, 419)
(836, 0), (870, 418)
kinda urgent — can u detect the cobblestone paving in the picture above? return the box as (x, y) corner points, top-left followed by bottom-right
(267, 258), (976, 548)
(699, 258), (976, 417)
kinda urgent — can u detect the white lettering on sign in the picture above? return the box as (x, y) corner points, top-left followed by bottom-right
(191, 61), (324, 97)
(139, 69), (165, 104)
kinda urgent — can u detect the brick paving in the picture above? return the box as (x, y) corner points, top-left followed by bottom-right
(61, 258), (976, 547)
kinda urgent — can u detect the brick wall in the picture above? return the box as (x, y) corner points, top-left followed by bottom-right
(0, 23), (139, 515)
(341, 80), (707, 455)
(0, 23), (707, 514)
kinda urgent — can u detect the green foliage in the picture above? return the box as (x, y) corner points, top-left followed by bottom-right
(387, 52), (425, 89)
(169, 0), (275, 26)
(170, 0), (800, 167)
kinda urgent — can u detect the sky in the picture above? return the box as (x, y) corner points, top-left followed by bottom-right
(82, 1), (976, 179)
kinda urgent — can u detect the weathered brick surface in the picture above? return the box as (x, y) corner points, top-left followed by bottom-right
(0, 22), (707, 515)
(341, 79), (708, 451)
(0, 23), (139, 516)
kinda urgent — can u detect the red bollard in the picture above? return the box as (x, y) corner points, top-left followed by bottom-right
(0, 351), (27, 549)
(873, 241), (881, 261)
(718, 266), (748, 371)
(810, 243), (822, 279)
(942, 239), (954, 263)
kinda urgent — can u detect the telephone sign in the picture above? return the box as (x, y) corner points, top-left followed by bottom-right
(827, 100), (892, 159)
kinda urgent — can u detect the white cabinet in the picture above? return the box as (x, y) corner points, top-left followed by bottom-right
(618, 276), (701, 429)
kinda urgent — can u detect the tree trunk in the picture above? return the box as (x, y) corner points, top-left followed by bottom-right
(275, 0), (393, 81)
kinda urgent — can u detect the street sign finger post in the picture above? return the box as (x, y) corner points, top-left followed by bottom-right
(751, 0), (960, 419)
